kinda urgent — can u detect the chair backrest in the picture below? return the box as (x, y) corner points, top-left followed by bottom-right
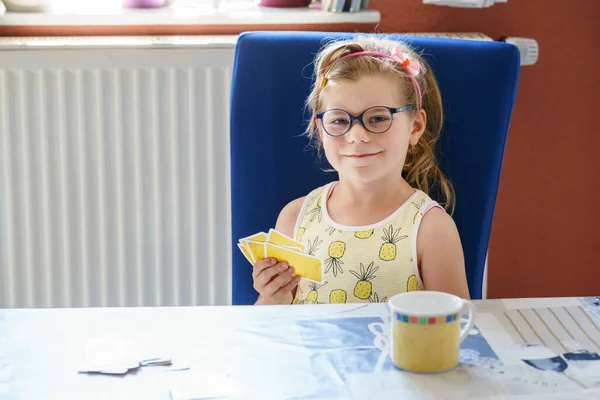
(230, 31), (520, 305)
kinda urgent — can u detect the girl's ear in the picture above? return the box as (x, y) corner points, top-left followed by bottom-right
(409, 109), (427, 145)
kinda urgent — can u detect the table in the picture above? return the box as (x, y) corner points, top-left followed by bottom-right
(1, 297), (600, 399)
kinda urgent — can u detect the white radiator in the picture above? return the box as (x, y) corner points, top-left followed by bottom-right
(0, 37), (236, 308)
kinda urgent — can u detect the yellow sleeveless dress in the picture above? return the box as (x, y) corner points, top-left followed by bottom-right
(292, 181), (442, 304)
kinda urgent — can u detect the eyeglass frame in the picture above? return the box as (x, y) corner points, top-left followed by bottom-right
(315, 105), (417, 137)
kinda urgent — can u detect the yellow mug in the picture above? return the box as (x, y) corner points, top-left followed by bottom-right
(388, 291), (476, 373)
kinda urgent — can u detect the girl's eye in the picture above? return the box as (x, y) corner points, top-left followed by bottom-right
(369, 115), (390, 124)
(332, 119), (350, 125)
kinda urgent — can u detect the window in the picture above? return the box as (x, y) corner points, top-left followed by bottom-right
(5, 0), (258, 14)
(0, 0), (379, 35)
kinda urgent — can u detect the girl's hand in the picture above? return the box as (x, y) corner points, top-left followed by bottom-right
(253, 257), (300, 305)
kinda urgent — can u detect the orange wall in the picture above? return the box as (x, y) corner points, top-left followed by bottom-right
(370, 0), (600, 298)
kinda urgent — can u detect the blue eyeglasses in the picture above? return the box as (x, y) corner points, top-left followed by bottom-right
(315, 105), (417, 137)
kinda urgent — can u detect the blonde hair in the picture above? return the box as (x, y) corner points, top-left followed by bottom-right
(305, 35), (455, 213)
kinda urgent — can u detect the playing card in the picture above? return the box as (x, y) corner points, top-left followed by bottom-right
(244, 240), (266, 262)
(78, 336), (175, 375)
(238, 232), (268, 256)
(266, 229), (305, 252)
(238, 229), (323, 283)
(237, 242), (254, 264)
(78, 336), (141, 374)
(264, 242), (323, 283)
(242, 232), (267, 243)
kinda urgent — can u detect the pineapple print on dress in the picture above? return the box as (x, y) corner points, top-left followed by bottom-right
(350, 262), (379, 300)
(296, 227), (306, 243)
(324, 241), (346, 277)
(306, 196), (323, 222)
(369, 293), (387, 303)
(411, 198), (426, 224)
(354, 229), (374, 239)
(306, 236), (323, 256)
(379, 225), (408, 261)
(329, 289), (347, 304)
(407, 274), (419, 291)
(325, 226), (342, 235)
(293, 284), (304, 304)
(305, 282), (326, 304)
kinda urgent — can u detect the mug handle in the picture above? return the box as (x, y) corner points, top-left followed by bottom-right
(459, 300), (477, 343)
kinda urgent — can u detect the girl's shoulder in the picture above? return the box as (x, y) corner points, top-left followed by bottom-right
(411, 190), (443, 216)
(275, 182), (333, 238)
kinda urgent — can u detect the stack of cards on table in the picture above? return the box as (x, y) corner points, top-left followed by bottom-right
(78, 336), (175, 375)
(238, 229), (324, 283)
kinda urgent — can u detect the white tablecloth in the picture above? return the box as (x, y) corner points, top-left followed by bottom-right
(1, 297), (600, 399)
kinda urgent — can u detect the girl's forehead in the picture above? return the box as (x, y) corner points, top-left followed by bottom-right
(321, 75), (404, 112)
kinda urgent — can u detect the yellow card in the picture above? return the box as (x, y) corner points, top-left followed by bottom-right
(242, 232), (267, 243)
(265, 242), (323, 283)
(267, 229), (305, 252)
(239, 232), (267, 253)
(238, 232), (267, 263)
(237, 243), (254, 264)
(245, 240), (267, 263)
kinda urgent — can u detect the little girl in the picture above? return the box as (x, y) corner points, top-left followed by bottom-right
(252, 35), (470, 305)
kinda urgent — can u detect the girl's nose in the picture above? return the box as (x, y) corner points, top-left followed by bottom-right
(345, 120), (371, 143)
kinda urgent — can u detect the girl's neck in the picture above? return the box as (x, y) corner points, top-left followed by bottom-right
(333, 174), (415, 208)
(324, 174), (417, 227)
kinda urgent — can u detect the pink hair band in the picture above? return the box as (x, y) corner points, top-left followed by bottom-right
(323, 49), (423, 109)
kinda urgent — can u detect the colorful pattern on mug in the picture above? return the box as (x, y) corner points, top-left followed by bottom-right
(395, 312), (460, 325)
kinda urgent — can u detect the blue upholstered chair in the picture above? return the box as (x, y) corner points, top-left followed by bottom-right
(230, 31), (520, 305)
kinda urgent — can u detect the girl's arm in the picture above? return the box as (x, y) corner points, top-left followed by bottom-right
(255, 196), (306, 304)
(417, 207), (471, 299)
(275, 196), (306, 239)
